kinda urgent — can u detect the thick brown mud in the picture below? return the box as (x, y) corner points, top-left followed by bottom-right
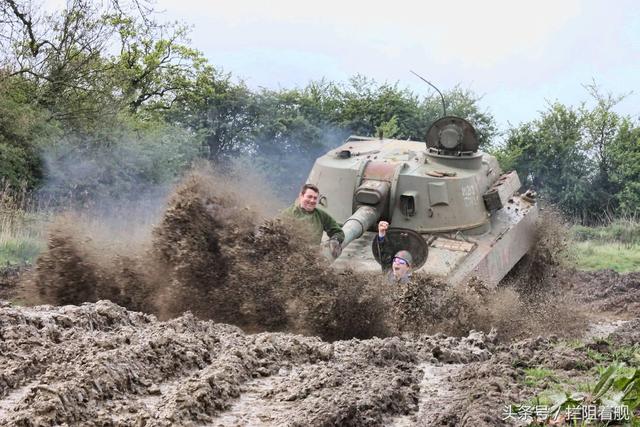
(0, 265), (22, 301)
(0, 300), (494, 426)
(1, 294), (638, 426)
(2, 169), (640, 425)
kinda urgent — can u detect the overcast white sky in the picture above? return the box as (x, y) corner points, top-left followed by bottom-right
(155, 0), (640, 130)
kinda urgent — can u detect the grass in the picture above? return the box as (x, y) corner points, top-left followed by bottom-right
(0, 238), (43, 265)
(572, 219), (640, 247)
(570, 219), (640, 273)
(0, 189), (48, 266)
(524, 367), (557, 387)
(570, 241), (640, 272)
(584, 344), (640, 366)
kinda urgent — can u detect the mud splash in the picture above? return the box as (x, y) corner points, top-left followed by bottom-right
(21, 169), (393, 340)
(0, 265), (23, 301)
(18, 168), (598, 343)
(4, 168), (640, 424)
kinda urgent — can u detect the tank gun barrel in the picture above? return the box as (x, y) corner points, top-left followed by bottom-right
(341, 205), (382, 248)
(337, 161), (399, 252)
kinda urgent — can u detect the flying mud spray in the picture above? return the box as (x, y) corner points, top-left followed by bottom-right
(4, 167), (640, 426)
(18, 166), (582, 342)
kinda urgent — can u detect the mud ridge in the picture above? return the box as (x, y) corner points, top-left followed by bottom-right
(0, 300), (503, 426)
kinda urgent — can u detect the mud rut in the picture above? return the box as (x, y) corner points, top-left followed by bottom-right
(2, 288), (639, 426)
(0, 300), (496, 426)
(2, 171), (640, 426)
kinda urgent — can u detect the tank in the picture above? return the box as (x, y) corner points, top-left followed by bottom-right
(308, 116), (538, 287)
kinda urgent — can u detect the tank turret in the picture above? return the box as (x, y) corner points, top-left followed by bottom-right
(307, 116), (538, 287)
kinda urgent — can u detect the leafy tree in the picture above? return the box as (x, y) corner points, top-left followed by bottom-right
(39, 115), (200, 206)
(498, 103), (592, 220)
(0, 0), (206, 131)
(1, 0), (122, 128)
(608, 119), (640, 217)
(325, 76), (496, 145)
(579, 83), (629, 218)
(248, 88), (332, 198)
(495, 85), (639, 223)
(0, 0), (206, 200)
(442, 87), (497, 147)
(107, 14), (207, 114)
(375, 115), (399, 139)
(166, 67), (259, 160)
(331, 75), (424, 139)
(0, 75), (59, 188)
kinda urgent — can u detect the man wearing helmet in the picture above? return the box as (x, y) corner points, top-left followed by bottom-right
(389, 250), (413, 284)
(375, 220), (413, 284)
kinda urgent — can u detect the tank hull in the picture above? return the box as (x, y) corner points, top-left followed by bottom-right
(332, 193), (537, 287)
(309, 120), (538, 286)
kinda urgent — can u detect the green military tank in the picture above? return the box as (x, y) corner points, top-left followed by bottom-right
(307, 116), (538, 286)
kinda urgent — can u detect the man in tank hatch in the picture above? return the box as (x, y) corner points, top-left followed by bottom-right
(374, 220), (414, 284)
(282, 183), (345, 258)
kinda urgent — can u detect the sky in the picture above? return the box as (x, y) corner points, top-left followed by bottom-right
(148, 0), (639, 131)
(42, 0), (640, 131)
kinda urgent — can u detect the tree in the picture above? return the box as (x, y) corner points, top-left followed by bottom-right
(0, 0), (206, 131)
(495, 85), (639, 223)
(0, 0), (209, 199)
(107, 14), (207, 114)
(326, 76), (497, 145)
(608, 119), (640, 217)
(166, 67), (259, 160)
(579, 83), (628, 218)
(498, 103), (593, 220)
(0, 74), (59, 189)
(1, 0), (122, 128)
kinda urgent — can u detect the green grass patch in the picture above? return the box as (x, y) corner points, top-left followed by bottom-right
(0, 238), (43, 265)
(526, 363), (640, 425)
(579, 344), (640, 370)
(569, 219), (640, 272)
(570, 241), (640, 273)
(524, 368), (558, 387)
(564, 339), (585, 350)
(0, 208), (47, 266)
(572, 219), (640, 247)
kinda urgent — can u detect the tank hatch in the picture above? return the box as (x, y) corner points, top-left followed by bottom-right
(426, 116), (479, 155)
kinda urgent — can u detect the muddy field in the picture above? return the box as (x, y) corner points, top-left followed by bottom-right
(1, 270), (639, 426)
(1, 170), (639, 426)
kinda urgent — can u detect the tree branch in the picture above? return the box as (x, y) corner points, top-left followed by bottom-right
(4, 0), (46, 56)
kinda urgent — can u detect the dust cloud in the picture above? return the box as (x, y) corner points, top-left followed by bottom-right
(20, 168), (585, 342)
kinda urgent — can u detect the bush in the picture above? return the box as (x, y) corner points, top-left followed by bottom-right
(39, 117), (201, 207)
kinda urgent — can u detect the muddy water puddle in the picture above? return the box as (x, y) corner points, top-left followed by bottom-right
(212, 368), (300, 426)
(389, 363), (464, 426)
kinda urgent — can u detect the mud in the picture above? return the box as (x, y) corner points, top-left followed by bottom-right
(562, 269), (640, 317)
(23, 168), (573, 342)
(1, 292), (637, 425)
(2, 169), (640, 425)
(0, 265), (23, 301)
(0, 300), (496, 426)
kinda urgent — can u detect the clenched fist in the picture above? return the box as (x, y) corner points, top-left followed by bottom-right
(378, 221), (389, 238)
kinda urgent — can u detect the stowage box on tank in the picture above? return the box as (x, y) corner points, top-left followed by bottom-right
(306, 116), (538, 286)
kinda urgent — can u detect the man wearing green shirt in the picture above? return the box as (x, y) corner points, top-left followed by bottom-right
(282, 183), (345, 258)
